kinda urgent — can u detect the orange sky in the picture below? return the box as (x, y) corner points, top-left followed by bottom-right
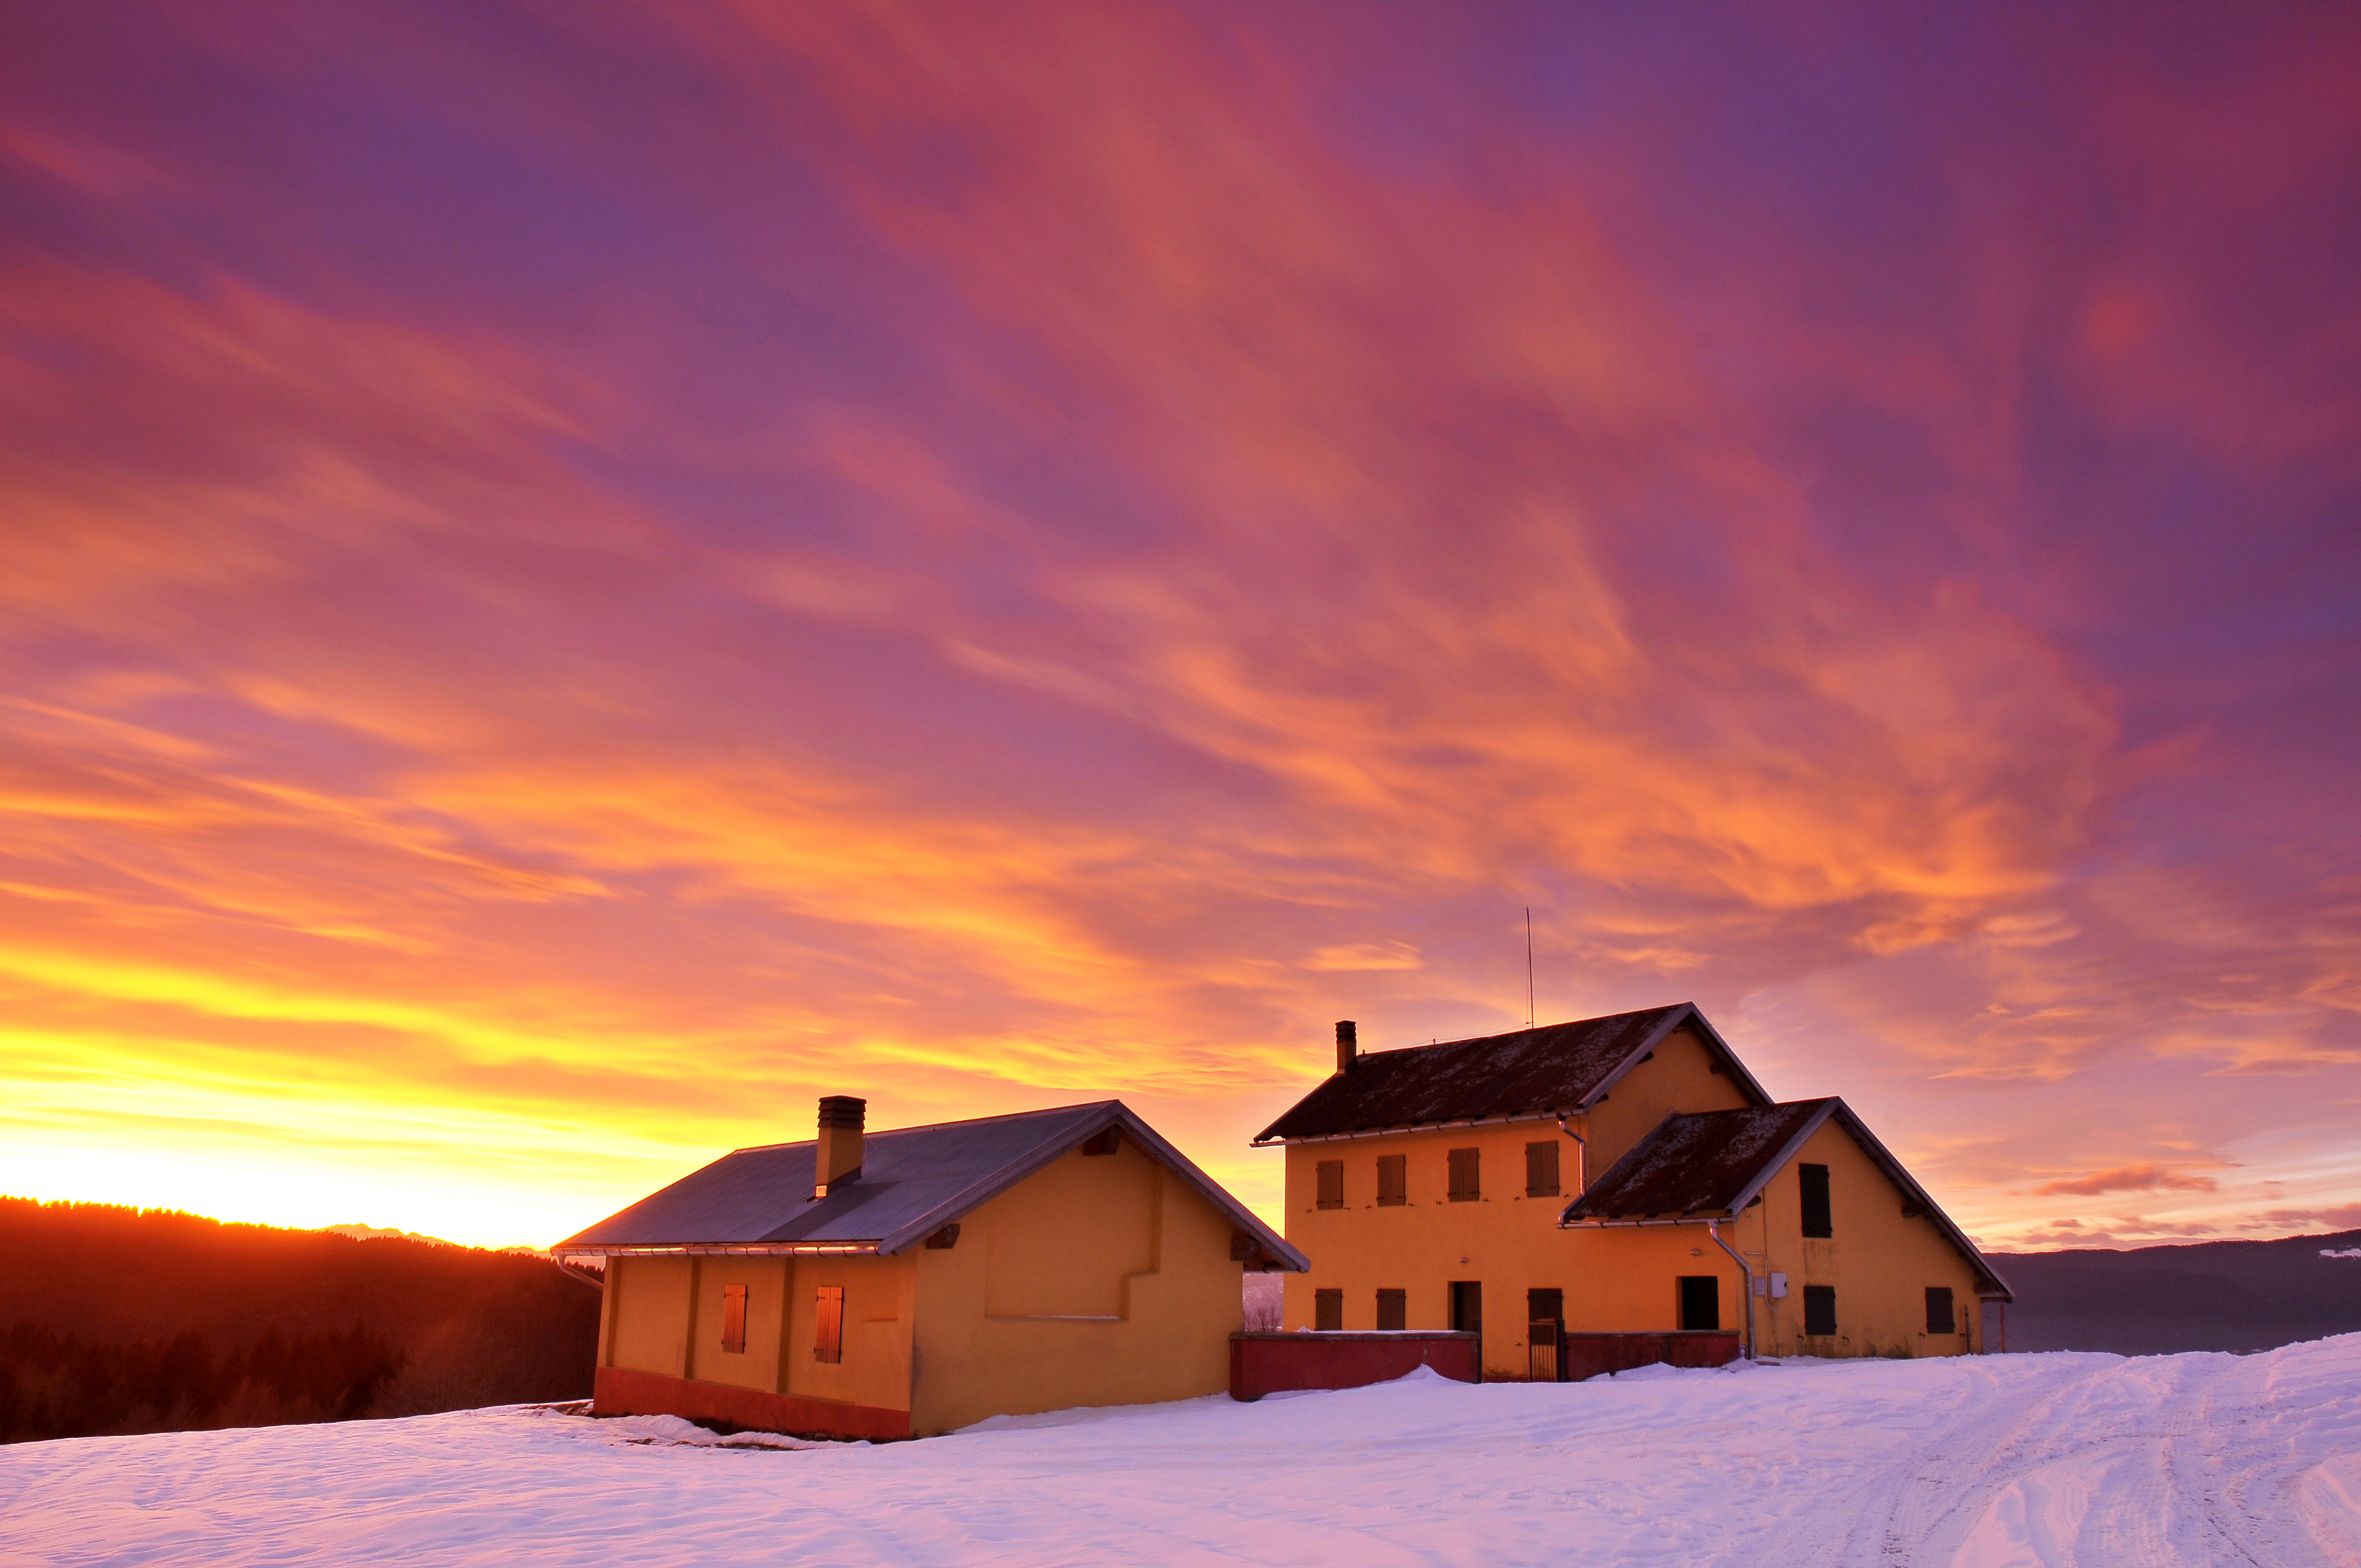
(3, 2), (2358, 1248)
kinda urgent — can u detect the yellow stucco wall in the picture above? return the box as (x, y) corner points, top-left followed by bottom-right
(908, 1136), (1245, 1435)
(606, 1255), (693, 1377)
(1739, 1118), (1988, 1359)
(600, 1130), (1248, 1433)
(1277, 1028), (1987, 1372)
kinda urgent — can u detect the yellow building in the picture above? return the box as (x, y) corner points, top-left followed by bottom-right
(1255, 1006), (2009, 1377)
(555, 1097), (1304, 1438)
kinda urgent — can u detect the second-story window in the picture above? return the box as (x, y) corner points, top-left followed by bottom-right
(1377, 1154), (1407, 1206)
(1525, 1140), (1559, 1197)
(1315, 1159), (1345, 1209)
(1799, 1163), (1833, 1237)
(1447, 1147), (1480, 1201)
(720, 1283), (748, 1354)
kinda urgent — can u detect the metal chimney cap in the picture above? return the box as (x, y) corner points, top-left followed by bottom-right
(817, 1096), (867, 1129)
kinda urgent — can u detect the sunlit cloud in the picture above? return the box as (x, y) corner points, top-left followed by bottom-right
(0, 1), (2354, 1246)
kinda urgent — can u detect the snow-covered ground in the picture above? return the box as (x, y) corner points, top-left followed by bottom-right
(5, 1335), (2358, 1567)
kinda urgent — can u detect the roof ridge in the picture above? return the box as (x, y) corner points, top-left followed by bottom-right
(730, 1099), (1122, 1154)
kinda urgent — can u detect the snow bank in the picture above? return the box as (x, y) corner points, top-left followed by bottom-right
(5, 1335), (2358, 1567)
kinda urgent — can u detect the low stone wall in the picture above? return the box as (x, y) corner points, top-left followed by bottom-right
(1228, 1330), (1480, 1401)
(592, 1365), (912, 1440)
(1559, 1330), (1741, 1381)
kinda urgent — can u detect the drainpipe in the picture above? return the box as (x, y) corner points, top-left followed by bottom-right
(1704, 1219), (1755, 1361)
(1554, 1114), (1587, 1195)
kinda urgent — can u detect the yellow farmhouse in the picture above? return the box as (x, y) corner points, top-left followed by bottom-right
(556, 1097), (1305, 1438)
(1257, 1006), (2009, 1377)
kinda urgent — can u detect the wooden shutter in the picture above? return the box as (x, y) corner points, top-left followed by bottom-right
(813, 1284), (844, 1363)
(1316, 1159), (1345, 1210)
(1314, 1287), (1343, 1331)
(1375, 1287), (1406, 1331)
(720, 1283), (748, 1354)
(1803, 1283), (1837, 1337)
(1447, 1147), (1480, 1201)
(1376, 1154), (1407, 1207)
(1799, 1163), (1833, 1237)
(1525, 1140), (1559, 1197)
(1925, 1286), (1956, 1335)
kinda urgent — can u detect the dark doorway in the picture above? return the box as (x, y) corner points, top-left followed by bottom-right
(1449, 1279), (1482, 1335)
(1677, 1275), (1720, 1331)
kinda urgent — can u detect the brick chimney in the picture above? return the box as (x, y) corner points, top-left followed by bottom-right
(1335, 1020), (1358, 1074)
(814, 1096), (866, 1199)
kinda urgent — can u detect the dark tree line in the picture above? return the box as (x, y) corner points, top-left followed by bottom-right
(0, 1319), (404, 1442)
(0, 1197), (603, 1444)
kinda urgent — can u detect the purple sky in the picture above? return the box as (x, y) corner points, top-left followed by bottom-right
(0, 1), (2356, 1245)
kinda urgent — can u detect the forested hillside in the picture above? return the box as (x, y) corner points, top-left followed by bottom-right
(0, 1198), (601, 1443)
(1992, 1228), (2361, 1354)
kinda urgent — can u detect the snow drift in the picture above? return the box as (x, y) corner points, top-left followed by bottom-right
(5, 1333), (2358, 1567)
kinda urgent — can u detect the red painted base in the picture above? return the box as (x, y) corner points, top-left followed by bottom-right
(1228, 1331), (1481, 1401)
(1560, 1330), (1741, 1381)
(592, 1365), (912, 1441)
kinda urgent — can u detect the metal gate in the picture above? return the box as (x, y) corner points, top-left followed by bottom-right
(1528, 1318), (1563, 1382)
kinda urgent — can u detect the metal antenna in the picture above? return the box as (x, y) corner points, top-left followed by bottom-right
(1525, 907), (1535, 1031)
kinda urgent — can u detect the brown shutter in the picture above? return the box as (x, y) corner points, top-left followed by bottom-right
(1447, 1148), (1480, 1201)
(1525, 1140), (1559, 1197)
(1377, 1154), (1407, 1206)
(1925, 1286), (1956, 1335)
(1316, 1159), (1345, 1210)
(813, 1285), (845, 1363)
(1314, 1287), (1343, 1331)
(1375, 1288), (1406, 1331)
(1799, 1164), (1833, 1237)
(1803, 1284), (1837, 1337)
(720, 1283), (748, 1354)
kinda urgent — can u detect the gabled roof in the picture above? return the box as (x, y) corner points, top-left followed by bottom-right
(554, 1100), (1306, 1270)
(1251, 1004), (1771, 1144)
(1560, 1098), (2012, 1300)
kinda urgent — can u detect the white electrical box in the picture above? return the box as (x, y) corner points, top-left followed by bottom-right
(1769, 1272), (1789, 1298)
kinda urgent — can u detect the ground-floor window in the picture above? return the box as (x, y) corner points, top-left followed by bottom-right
(1925, 1286), (1956, 1334)
(814, 1285), (844, 1363)
(1677, 1275), (1719, 1331)
(1315, 1287), (1343, 1331)
(1449, 1279), (1481, 1334)
(1375, 1287), (1406, 1330)
(1803, 1284), (1837, 1337)
(721, 1283), (748, 1353)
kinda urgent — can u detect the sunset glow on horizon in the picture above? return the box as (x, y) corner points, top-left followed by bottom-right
(3, 3), (2357, 1250)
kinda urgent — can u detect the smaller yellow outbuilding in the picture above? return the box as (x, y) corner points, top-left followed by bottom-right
(554, 1097), (1304, 1439)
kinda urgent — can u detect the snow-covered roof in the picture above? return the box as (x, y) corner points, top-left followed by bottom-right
(1561, 1098), (2012, 1299)
(554, 1100), (1306, 1269)
(1251, 1003), (1773, 1144)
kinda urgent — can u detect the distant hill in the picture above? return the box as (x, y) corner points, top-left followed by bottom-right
(1990, 1229), (2361, 1355)
(0, 1197), (602, 1443)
